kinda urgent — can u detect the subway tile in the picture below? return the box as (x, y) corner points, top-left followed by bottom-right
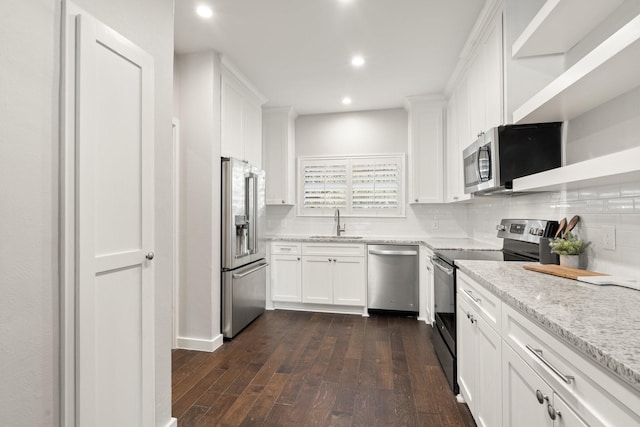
(597, 185), (621, 199)
(621, 182), (640, 197)
(607, 198), (635, 213)
(578, 189), (598, 200)
(585, 200), (606, 213)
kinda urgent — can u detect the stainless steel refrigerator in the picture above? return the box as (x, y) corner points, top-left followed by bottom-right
(221, 157), (267, 338)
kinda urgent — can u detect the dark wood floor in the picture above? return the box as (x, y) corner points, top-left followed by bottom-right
(172, 310), (476, 427)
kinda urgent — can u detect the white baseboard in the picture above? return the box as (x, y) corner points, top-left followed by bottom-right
(176, 334), (224, 352)
(164, 417), (178, 427)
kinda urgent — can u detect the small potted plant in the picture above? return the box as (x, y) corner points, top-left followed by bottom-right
(549, 232), (591, 269)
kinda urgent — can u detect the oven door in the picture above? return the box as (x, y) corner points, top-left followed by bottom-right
(432, 256), (456, 355)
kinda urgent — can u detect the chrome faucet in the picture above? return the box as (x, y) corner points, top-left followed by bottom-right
(335, 208), (346, 236)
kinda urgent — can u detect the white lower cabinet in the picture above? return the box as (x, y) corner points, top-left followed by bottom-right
(302, 255), (365, 306)
(270, 242), (302, 302)
(301, 256), (333, 304)
(457, 293), (502, 427)
(503, 343), (586, 427)
(270, 254), (301, 302)
(456, 271), (640, 427)
(271, 242), (366, 311)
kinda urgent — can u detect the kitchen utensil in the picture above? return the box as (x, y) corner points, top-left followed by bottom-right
(523, 264), (607, 280)
(554, 217), (567, 238)
(563, 215), (580, 237)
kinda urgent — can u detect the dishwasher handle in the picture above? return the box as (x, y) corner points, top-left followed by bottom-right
(368, 249), (418, 256)
(431, 257), (454, 276)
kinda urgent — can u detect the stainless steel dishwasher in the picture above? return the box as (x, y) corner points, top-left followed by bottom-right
(367, 244), (419, 313)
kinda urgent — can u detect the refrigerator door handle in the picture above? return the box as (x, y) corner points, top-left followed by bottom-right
(245, 172), (258, 254)
(232, 261), (269, 279)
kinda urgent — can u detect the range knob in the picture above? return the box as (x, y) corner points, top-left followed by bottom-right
(529, 227), (539, 235)
(496, 224), (506, 231)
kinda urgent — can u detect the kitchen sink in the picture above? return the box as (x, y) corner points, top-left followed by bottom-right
(309, 235), (363, 239)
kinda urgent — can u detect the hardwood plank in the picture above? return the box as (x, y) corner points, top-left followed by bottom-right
(240, 372), (289, 426)
(177, 405), (208, 427)
(172, 311), (476, 427)
(217, 383), (265, 426)
(172, 367), (227, 418)
(192, 394), (237, 426)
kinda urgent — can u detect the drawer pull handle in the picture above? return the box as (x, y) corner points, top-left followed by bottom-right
(526, 345), (575, 384)
(463, 289), (481, 303)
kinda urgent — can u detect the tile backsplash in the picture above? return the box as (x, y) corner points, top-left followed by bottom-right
(268, 180), (640, 280)
(467, 180), (640, 280)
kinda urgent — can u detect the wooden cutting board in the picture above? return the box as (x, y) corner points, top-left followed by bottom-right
(523, 264), (608, 280)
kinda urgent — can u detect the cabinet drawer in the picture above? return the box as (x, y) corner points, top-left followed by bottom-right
(502, 304), (640, 427)
(457, 271), (501, 330)
(302, 243), (364, 257)
(271, 241), (301, 255)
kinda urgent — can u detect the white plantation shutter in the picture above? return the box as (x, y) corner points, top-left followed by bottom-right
(302, 161), (347, 210)
(352, 161), (399, 210)
(299, 155), (404, 216)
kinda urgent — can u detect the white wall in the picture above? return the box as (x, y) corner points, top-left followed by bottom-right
(268, 108), (469, 238)
(0, 0), (59, 424)
(0, 0), (175, 425)
(296, 108), (409, 157)
(174, 51), (224, 352)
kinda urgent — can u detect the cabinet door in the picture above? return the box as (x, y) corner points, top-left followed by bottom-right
(475, 315), (502, 427)
(503, 344), (553, 427)
(271, 255), (301, 302)
(467, 52), (485, 141)
(408, 100), (444, 204)
(263, 108), (295, 205)
(221, 74), (244, 160)
(302, 256), (332, 304)
(457, 297), (477, 412)
(243, 100), (262, 167)
(552, 393), (588, 427)
(332, 256), (365, 306)
(483, 13), (503, 130)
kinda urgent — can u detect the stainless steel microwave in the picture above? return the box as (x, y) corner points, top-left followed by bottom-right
(462, 123), (562, 195)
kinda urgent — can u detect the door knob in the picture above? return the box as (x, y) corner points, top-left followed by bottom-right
(146, 252), (155, 260)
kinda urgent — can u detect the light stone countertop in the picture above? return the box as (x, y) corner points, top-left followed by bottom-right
(456, 260), (640, 392)
(267, 235), (500, 251)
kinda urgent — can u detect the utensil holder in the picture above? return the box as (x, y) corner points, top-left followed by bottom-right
(539, 238), (559, 265)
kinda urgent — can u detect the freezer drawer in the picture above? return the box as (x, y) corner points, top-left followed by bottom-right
(367, 244), (419, 312)
(222, 260), (267, 338)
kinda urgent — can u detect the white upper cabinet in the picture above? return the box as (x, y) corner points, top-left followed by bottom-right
(262, 106), (296, 205)
(221, 59), (266, 167)
(445, 75), (471, 203)
(406, 97), (445, 204)
(467, 11), (503, 141)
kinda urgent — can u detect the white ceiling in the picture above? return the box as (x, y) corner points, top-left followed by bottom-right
(174, 0), (486, 115)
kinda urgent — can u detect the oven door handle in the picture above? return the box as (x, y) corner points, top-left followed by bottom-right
(431, 257), (454, 276)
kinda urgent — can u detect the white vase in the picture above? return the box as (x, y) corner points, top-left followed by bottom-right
(559, 254), (580, 269)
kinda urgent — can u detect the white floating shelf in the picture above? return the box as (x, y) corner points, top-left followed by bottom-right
(512, 146), (640, 192)
(513, 13), (640, 124)
(512, 0), (625, 58)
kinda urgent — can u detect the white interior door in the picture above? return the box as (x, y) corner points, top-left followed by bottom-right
(75, 12), (155, 427)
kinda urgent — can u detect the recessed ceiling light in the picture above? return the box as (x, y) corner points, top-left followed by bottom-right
(342, 97), (352, 105)
(351, 56), (365, 67)
(196, 5), (213, 18)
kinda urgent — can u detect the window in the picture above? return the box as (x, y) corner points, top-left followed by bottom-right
(298, 154), (405, 217)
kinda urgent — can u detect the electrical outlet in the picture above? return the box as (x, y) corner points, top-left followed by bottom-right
(601, 225), (616, 250)
(432, 220), (439, 230)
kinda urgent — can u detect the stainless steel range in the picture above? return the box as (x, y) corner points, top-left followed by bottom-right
(431, 218), (559, 394)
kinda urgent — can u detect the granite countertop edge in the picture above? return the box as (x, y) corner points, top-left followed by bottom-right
(457, 261), (640, 393)
(267, 235), (501, 251)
